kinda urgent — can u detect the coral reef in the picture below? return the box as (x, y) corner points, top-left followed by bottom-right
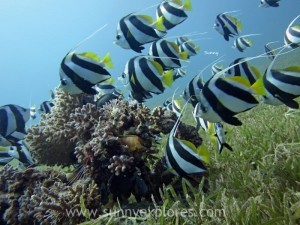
(0, 166), (101, 225)
(3, 93), (206, 224)
(25, 89), (87, 165)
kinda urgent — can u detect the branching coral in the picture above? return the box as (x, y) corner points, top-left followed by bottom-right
(0, 166), (101, 225)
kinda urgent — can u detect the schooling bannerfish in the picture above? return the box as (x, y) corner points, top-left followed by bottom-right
(59, 52), (113, 95)
(259, 0), (280, 8)
(232, 34), (261, 52)
(114, 13), (166, 53)
(214, 11), (242, 41)
(156, 0), (192, 30)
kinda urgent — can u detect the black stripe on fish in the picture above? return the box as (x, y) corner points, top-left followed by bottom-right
(150, 41), (165, 69)
(139, 57), (165, 94)
(119, 14), (144, 53)
(9, 105), (26, 135)
(160, 40), (181, 66)
(215, 78), (258, 105)
(71, 54), (110, 76)
(183, 42), (197, 55)
(222, 14), (238, 35)
(129, 15), (161, 39)
(157, 6), (175, 30)
(202, 82), (237, 119)
(161, 1), (187, 18)
(0, 108), (9, 137)
(60, 57), (97, 95)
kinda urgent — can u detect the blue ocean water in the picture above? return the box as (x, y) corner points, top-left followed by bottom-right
(0, 0), (299, 111)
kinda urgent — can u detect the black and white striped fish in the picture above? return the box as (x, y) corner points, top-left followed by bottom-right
(233, 34), (260, 52)
(121, 56), (173, 98)
(226, 58), (262, 85)
(59, 52), (113, 95)
(214, 11), (242, 41)
(264, 41), (277, 60)
(178, 38), (200, 58)
(149, 39), (188, 70)
(194, 76), (259, 126)
(193, 106), (210, 132)
(39, 101), (54, 114)
(211, 63), (224, 75)
(156, 0), (192, 30)
(173, 67), (187, 81)
(95, 83), (116, 95)
(96, 90), (123, 108)
(114, 13), (166, 53)
(262, 66), (300, 109)
(213, 122), (233, 153)
(0, 144), (33, 167)
(163, 100), (173, 111)
(259, 0), (280, 8)
(165, 108), (208, 179)
(0, 104), (31, 145)
(284, 14), (300, 49)
(182, 73), (205, 107)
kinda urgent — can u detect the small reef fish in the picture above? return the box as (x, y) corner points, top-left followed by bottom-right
(211, 63), (225, 75)
(262, 66), (300, 109)
(213, 122), (233, 153)
(156, 0), (192, 30)
(148, 39), (188, 70)
(194, 76), (259, 126)
(163, 100), (173, 111)
(214, 11), (242, 41)
(121, 56), (173, 98)
(95, 83), (116, 95)
(182, 73), (204, 107)
(178, 38), (200, 58)
(0, 104), (32, 145)
(165, 108), (208, 179)
(96, 90), (123, 108)
(284, 14), (300, 49)
(59, 52), (113, 95)
(193, 107), (210, 131)
(233, 34), (261, 52)
(264, 41), (278, 60)
(0, 144), (33, 167)
(39, 101), (54, 114)
(114, 13), (166, 53)
(173, 67), (187, 81)
(227, 58), (261, 85)
(259, 0), (280, 8)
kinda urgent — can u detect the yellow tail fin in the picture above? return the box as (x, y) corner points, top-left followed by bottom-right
(162, 70), (174, 88)
(102, 53), (114, 69)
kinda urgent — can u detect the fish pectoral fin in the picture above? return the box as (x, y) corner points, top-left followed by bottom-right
(222, 116), (242, 126)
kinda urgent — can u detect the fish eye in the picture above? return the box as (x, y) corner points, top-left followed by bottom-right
(200, 104), (208, 113)
(10, 146), (14, 150)
(61, 79), (67, 86)
(116, 34), (121, 40)
(121, 72), (126, 78)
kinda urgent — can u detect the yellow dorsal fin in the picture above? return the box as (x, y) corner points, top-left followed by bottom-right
(103, 77), (115, 84)
(162, 70), (174, 88)
(171, 0), (182, 5)
(153, 16), (165, 31)
(250, 66), (261, 79)
(223, 76), (251, 87)
(282, 66), (300, 73)
(183, 0), (192, 10)
(251, 77), (266, 96)
(236, 20), (242, 32)
(195, 45), (200, 52)
(197, 145), (210, 163)
(179, 51), (188, 60)
(168, 41), (180, 53)
(101, 53), (114, 68)
(150, 60), (163, 74)
(0, 146), (8, 151)
(79, 52), (100, 61)
(180, 139), (197, 152)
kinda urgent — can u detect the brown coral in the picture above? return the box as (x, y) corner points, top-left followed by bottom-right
(25, 89), (85, 165)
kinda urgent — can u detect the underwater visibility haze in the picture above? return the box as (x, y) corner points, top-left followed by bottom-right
(1, 0), (300, 224)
